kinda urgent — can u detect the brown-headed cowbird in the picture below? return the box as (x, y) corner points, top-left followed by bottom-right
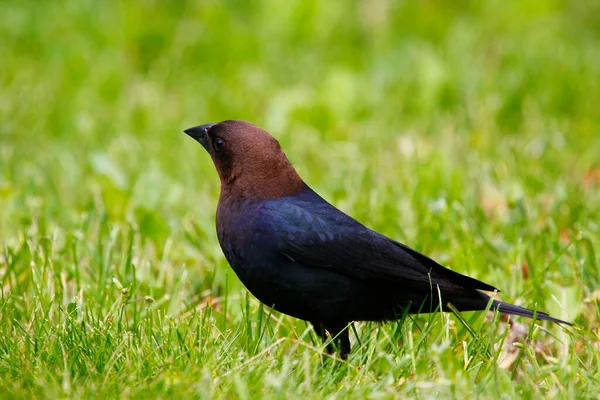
(184, 120), (571, 359)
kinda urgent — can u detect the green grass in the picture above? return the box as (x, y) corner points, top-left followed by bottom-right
(1, 0), (600, 398)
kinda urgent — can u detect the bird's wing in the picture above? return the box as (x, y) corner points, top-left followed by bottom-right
(258, 197), (497, 294)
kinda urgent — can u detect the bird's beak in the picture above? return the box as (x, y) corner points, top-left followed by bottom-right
(184, 123), (216, 152)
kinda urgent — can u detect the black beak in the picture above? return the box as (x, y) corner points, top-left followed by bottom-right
(184, 123), (216, 151)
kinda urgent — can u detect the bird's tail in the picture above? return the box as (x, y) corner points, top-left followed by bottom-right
(446, 291), (572, 326)
(490, 299), (572, 326)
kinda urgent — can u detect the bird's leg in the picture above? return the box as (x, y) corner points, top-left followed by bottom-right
(327, 323), (351, 360)
(311, 321), (335, 357)
(311, 321), (351, 360)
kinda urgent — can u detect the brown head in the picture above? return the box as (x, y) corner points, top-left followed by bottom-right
(184, 120), (307, 200)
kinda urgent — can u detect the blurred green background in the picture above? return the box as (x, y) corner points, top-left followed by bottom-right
(2, 1), (600, 233)
(1, 0), (599, 398)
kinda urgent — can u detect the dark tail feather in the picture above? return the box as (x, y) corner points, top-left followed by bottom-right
(491, 299), (572, 326)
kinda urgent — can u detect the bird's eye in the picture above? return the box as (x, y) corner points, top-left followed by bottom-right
(213, 137), (225, 151)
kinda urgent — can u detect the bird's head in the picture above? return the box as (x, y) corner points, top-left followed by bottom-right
(184, 120), (306, 199)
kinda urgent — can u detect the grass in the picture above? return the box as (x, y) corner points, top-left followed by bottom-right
(1, 0), (600, 398)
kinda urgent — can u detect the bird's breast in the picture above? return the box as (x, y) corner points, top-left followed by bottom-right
(216, 198), (264, 275)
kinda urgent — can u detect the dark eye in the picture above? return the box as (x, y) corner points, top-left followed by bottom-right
(213, 137), (225, 151)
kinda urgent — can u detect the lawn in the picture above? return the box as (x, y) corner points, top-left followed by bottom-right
(1, 0), (599, 398)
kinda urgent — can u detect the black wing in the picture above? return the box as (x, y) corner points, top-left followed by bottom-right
(258, 195), (497, 295)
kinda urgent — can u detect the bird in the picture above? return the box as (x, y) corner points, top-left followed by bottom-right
(184, 120), (571, 359)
